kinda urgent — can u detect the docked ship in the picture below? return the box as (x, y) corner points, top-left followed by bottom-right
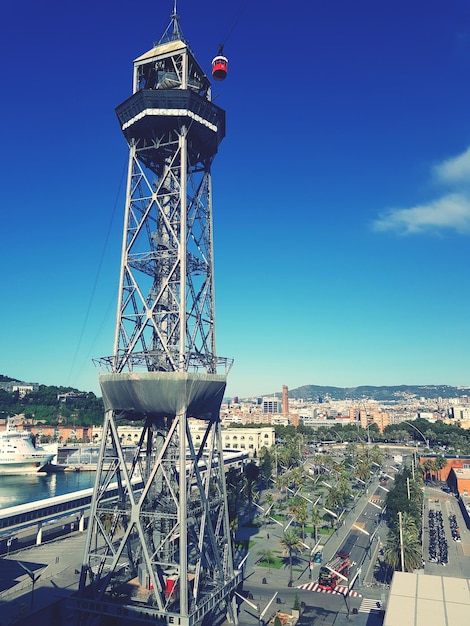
(0, 421), (57, 474)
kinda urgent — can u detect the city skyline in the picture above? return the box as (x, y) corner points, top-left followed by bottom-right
(1, 0), (469, 399)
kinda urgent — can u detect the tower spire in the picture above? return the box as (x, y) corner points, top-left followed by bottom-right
(158, 0), (186, 44)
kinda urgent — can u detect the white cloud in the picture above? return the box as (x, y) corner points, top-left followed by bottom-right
(373, 145), (470, 235)
(434, 146), (470, 184)
(373, 193), (470, 235)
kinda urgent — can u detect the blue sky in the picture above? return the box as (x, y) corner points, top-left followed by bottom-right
(1, 0), (470, 399)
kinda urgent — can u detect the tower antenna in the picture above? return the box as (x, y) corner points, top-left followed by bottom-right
(158, 0), (186, 44)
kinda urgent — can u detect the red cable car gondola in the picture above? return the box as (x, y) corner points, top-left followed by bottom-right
(211, 54), (228, 81)
(212, 45), (228, 81)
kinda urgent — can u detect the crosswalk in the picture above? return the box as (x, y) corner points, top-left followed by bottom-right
(297, 582), (362, 597)
(358, 598), (382, 614)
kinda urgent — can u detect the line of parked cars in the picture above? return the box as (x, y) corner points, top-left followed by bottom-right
(428, 509), (448, 565)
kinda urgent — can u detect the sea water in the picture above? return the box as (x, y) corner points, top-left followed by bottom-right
(0, 471), (97, 510)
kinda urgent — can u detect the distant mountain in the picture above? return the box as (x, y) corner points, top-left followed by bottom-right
(285, 384), (470, 402)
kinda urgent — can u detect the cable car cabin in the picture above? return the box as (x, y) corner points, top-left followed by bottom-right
(212, 55), (228, 81)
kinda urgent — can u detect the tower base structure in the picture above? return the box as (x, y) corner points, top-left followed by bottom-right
(74, 372), (240, 626)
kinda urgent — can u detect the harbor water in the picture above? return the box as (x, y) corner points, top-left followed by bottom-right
(0, 471), (97, 510)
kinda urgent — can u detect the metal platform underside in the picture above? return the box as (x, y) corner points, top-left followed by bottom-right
(99, 371), (226, 420)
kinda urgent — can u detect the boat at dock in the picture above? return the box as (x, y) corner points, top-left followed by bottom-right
(0, 421), (57, 474)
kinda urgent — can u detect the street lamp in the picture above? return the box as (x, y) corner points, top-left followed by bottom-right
(329, 429), (343, 444)
(235, 591), (278, 626)
(17, 562), (46, 609)
(401, 421), (429, 449)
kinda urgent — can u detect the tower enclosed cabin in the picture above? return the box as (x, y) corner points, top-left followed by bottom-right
(211, 54), (228, 81)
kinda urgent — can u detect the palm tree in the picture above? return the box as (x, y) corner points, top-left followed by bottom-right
(434, 456), (447, 482)
(424, 429), (435, 449)
(311, 506), (322, 544)
(324, 485), (343, 512)
(257, 547), (275, 573)
(280, 529), (304, 585)
(354, 457), (372, 483)
(290, 466), (306, 490)
(368, 444), (384, 468)
(265, 492), (274, 517)
(243, 477), (259, 522)
(99, 509), (123, 535)
(294, 501), (308, 539)
(383, 530), (401, 571)
(275, 473), (289, 495)
(337, 473), (352, 504)
(312, 454), (325, 475)
(345, 441), (358, 464)
(400, 511), (418, 538)
(421, 458), (434, 481)
(384, 526), (422, 573)
(226, 467), (245, 524)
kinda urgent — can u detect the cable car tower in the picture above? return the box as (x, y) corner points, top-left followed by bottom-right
(76, 7), (240, 626)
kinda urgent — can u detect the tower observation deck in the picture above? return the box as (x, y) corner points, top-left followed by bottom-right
(75, 9), (240, 626)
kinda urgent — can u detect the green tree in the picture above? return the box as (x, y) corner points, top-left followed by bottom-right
(324, 485), (344, 512)
(275, 473), (289, 495)
(434, 456), (447, 481)
(243, 477), (259, 523)
(383, 527), (422, 573)
(368, 444), (385, 467)
(289, 498), (308, 539)
(280, 529), (304, 585)
(400, 511), (418, 537)
(421, 459), (434, 481)
(354, 456), (372, 483)
(344, 441), (358, 464)
(385, 469), (422, 531)
(225, 467), (245, 524)
(257, 547), (275, 573)
(265, 492), (274, 515)
(336, 473), (352, 504)
(258, 446), (275, 483)
(311, 506), (322, 543)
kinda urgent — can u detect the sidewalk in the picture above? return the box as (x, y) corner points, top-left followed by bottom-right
(0, 534), (84, 625)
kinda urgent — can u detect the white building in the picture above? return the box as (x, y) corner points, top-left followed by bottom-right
(188, 420), (275, 457)
(451, 405), (470, 421)
(91, 421), (275, 458)
(262, 397), (281, 414)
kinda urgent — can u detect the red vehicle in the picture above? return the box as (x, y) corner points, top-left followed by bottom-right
(318, 551), (350, 590)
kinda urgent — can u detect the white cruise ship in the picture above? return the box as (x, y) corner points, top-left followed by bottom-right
(0, 421), (57, 474)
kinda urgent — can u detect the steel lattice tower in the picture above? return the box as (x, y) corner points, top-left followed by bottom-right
(74, 9), (240, 626)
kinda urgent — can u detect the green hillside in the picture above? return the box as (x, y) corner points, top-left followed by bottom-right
(287, 384), (469, 401)
(0, 376), (104, 425)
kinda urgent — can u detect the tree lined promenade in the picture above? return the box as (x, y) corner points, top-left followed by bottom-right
(227, 425), (440, 588)
(383, 468), (424, 574)
(227, 429), (390, 586)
